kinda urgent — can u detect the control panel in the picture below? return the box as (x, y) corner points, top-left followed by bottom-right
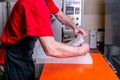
(63, 0), (83, 32)
(62, 0), (84, 43)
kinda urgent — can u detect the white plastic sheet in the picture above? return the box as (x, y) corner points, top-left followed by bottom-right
(34, 34), (93, 64)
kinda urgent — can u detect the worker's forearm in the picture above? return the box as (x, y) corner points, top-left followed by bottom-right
(54, 11), (77, 30)
(39, 37), (89, 58)
(50, 41), (89, 58)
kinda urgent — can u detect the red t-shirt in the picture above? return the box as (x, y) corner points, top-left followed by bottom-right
(0, 0), (59, 64)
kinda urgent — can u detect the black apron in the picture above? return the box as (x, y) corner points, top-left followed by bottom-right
(4, 36), (38, 80)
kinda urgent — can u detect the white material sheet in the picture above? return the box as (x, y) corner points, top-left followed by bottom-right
(36, 53), (92, 64)
(35, 34), (93, 64)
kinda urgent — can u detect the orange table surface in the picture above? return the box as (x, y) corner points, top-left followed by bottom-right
(39, 53), (119, 80)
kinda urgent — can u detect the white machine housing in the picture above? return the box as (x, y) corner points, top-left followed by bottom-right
(62, 0), (84, 43)
(63, 0), (84, 32)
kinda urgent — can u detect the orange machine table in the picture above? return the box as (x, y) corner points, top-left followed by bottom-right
(39, 53), (119, 80)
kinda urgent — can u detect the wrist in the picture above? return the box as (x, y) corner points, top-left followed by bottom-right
(73, 26), (78, 30)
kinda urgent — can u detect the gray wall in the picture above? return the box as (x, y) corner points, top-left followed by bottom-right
(0, 2), (7, 44)
(105, 0), (120, 46)
(104, 0), (120, 58)
(0, 1), (15, 44)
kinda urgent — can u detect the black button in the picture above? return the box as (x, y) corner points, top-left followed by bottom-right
(76, 23), (79, 26)
(76, 17), (79, 20)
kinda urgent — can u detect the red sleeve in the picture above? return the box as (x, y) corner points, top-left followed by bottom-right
(47, 0), (59, 14)
(0, 0), (54, 45)
(24, 0), (54, 36)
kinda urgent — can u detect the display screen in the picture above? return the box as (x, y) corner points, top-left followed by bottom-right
(75, 7), (80, 14)
(66, 7), (74, 15)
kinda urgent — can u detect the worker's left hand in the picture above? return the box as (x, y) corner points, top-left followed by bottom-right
(73, 27), (88, 38)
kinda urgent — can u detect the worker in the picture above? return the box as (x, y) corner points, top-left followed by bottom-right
(0, 0), (89, 80)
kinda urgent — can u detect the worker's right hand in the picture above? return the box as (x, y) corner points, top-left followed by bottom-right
(79, 43), (90, 56)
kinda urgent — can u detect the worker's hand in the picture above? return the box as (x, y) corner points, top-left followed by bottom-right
(73, 27), (88, 38)
(79, 43), (90, 56)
